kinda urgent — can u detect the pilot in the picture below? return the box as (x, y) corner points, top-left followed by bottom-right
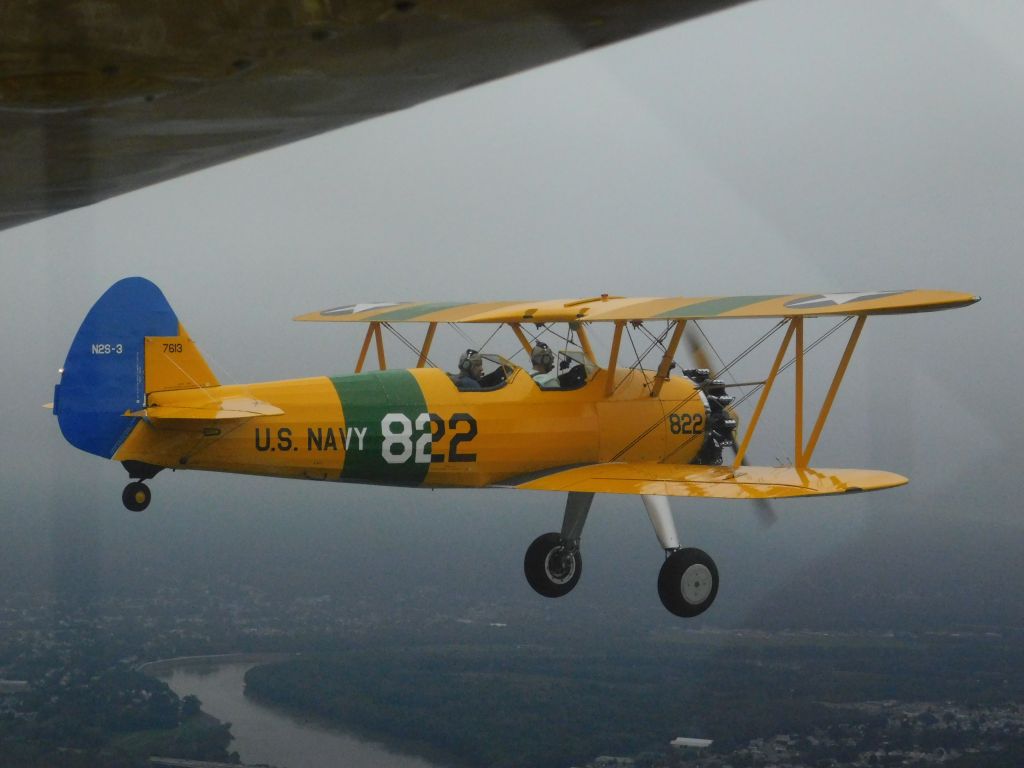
(530, 342), (559, 389)
(455, 349), (485, 390)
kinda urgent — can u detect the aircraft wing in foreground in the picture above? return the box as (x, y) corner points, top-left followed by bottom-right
(1, 0), (752, 231)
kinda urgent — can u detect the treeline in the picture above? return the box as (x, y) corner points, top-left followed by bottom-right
(245, 649), (684, 768)
(0, 716), (234, 768)
(0, 662), (236, 767)
(244, 633), (1024, 768)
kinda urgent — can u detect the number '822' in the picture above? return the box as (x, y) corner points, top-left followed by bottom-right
(381, 412), (477, 465)
(668, 412), (703, 435)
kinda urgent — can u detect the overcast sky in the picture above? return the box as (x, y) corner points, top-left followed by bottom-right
(1, 0), (1020, 619)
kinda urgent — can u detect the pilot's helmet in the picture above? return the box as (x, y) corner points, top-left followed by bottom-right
(459, 348), (483, 375)
(531, 342), (554, 371)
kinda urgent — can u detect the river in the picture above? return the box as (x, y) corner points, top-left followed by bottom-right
(153, 658), (446, 768)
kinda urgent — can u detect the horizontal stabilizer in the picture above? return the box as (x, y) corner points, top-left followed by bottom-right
(508, 463), (907, 499)
(128, 397), (283, 424)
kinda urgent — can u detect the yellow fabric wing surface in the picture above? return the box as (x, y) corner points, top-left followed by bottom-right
(506, 463), (907, 499)
(294, 290), (978, 324)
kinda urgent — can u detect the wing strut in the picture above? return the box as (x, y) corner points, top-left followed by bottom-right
(576, 324), (598, 367)
(508, 322), (535, 357)
(795, 318), (804, 465)
(605, 321), (626, 396)
(651, 320), (686, 397)
(355, 322), (376, 373)
(799, 315), (866, 467)
(733, 321), (797, 467)
(353, 321), (388, 372)
(374, 323), (387, 370)
(732, 315), (868, 469)
(417, 323), (438, 367)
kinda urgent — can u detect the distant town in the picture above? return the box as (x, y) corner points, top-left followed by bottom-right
(576, 697), (1024, 767)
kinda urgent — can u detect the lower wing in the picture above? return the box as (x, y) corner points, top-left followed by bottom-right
(505, 463), (907, 500)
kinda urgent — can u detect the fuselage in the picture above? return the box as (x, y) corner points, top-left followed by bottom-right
(113, 367), (709, 487)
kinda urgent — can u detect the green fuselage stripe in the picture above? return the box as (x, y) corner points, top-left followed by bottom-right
(330, 370), (429, 485)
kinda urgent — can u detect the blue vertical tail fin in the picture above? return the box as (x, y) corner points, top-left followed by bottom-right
(54, 278), (181, 459)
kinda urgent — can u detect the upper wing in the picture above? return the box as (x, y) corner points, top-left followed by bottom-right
(504, 462), (907, 499)
(1, 1), (751, 231)
(294, 290), (979, 323)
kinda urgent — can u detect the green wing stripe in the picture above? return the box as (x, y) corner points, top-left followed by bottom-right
(330, 370), (430, 484)
(368, 302), (470, 322)
(656, 295), (784, 318)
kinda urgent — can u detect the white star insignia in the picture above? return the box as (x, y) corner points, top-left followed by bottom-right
(785, 291), (904, 309)
(321, 302), (400, 316)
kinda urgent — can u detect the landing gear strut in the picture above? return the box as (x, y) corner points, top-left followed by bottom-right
(525, 492), (720, 617)
(523, 492), (592, 598)
(644, 494), (719, 618)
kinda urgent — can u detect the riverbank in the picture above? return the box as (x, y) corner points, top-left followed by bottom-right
(138, 652), (296, 677)
(147, 656), (446, 768)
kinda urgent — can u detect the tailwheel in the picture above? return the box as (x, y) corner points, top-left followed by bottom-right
(524, 532), (582, 598)
(657, 547), (719, 618)
(122, 481), (151, 512)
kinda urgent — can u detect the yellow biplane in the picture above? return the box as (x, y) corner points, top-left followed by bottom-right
(53, 279), (977, 617)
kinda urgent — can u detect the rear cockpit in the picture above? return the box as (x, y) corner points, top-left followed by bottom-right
(534, 350), (597, 391)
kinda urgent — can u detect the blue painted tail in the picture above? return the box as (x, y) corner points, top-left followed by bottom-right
(54, 278), (180, 459)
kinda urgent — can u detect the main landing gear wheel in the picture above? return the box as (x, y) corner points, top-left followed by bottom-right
(122, 482), (151, 512)
(524, 532), (582, 598)
(658, 547), (719, 618)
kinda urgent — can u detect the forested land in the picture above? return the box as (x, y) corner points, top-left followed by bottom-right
(245, 631), (1024, 768)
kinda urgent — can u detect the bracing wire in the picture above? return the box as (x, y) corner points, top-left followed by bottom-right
(701, 320), (788, 387)
(622, 324), (653, 391)
(691, 320), (757, 399)
(193, 343), (243, 398)
(382, 323), (440, 369)
(448, 322), (479, 348)
(612, 317), (851, 463)
(156, 350), (220, 404)
(478, 324), (503, 351)
(731, 316), (853, 410)
(611, 322), (673, 396)
(637, 321), (669, 352)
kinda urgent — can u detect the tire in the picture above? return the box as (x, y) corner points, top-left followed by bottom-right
(657, 547), (718, 618)
(122, 482), (151, 512)
(524, 532), (582, 598)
